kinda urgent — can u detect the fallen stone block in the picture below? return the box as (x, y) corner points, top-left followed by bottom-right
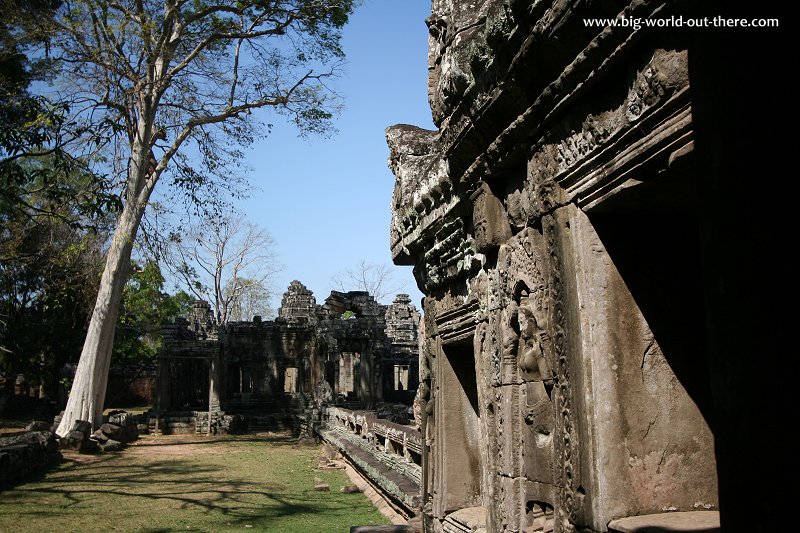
(99, 423), (126, 442)
(25, 421), (51, 432)
(313, 483), (330, 491)
(81, 438), (100, 454)
(123, 424), (140, 442)
(102, 439), (124, 452)
(0, 430), (62, 484)
(59, 429), (88, 452)
(72, 420), (92, 434)
(107, 411), (131, 427)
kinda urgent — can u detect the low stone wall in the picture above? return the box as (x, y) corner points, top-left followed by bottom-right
(0, 426), (62, 485)
(147, 412), (199, 435)
(372, 418), (422, 471)
(324, 407), (421, 467)
(147, 411), (251, 435)
(319, 406), (422, 518)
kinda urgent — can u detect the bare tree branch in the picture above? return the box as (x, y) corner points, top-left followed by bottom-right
(164, 212), (282, 324)
(330, 260), (409, 304)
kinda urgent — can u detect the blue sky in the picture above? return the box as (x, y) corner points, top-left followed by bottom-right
(237, 1), (434, 309)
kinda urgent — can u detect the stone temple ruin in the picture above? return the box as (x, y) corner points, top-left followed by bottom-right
(153, 281), (420, 435)
(385, 0), (788, 532)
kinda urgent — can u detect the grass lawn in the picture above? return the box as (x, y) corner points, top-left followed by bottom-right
(0, 431), (391, 532)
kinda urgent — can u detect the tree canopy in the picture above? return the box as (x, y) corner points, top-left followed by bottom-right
(1, 0), (119, 227)
(113, 261), (192, 364)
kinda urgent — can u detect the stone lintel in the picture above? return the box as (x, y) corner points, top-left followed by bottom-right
(434, 300), (480, 345)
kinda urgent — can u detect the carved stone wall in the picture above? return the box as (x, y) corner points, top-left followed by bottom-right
(385, 1), (741, 532)
(157, 282), (421, 416)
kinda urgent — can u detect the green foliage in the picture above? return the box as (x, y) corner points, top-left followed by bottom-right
(0, 0), (120, 228)
(113, 261), (193, 364)
(0, 8), (115, 391)
(0, 211), (105, 395)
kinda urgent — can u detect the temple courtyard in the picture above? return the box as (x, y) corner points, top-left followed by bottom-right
(0, 429), (393, 532)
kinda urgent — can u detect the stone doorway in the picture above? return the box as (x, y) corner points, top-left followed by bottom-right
(393, 364), (410, 391)
(339, 352), (359, 398)
(436, 339), (482, 516)
(587, 191), (714, 425)
(227, 363), (254, 396)
(168, 359), (209, 410)
(283, 367), (299, 393)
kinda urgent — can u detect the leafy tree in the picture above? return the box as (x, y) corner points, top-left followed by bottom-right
(37, 0), (356, 435)
(113, 261), (192, 364)
(167, 212), (280, 325)
(330, 260), (408, 303)
(0, 209), (106, 400)
(0, 0), (111, 404)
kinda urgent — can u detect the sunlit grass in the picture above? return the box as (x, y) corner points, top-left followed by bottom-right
(0, 432), (390, 532)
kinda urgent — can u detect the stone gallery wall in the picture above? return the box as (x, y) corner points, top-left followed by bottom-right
(156, 282), (421, 414)
(382, 1), (787, 531)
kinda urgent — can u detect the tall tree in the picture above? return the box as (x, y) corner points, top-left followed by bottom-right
(330, 259), (408, 303)
(44, 0), (355, 436)
(167, 212), (280, 325)
(224, 277), (273, 322)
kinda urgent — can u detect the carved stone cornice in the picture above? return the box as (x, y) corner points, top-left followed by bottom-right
(386, 125), (455, 264)
(421, 215), (483, 291)
(435, 299), (481, 345)
(389, 0), (687, 265)
(561, 93), (692, 210)
(440, 0), (676, 185)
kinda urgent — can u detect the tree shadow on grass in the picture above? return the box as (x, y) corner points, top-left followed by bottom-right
(0, 432), (373, 531)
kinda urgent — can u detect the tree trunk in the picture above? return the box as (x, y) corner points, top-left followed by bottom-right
(55, 203), (144, 437)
